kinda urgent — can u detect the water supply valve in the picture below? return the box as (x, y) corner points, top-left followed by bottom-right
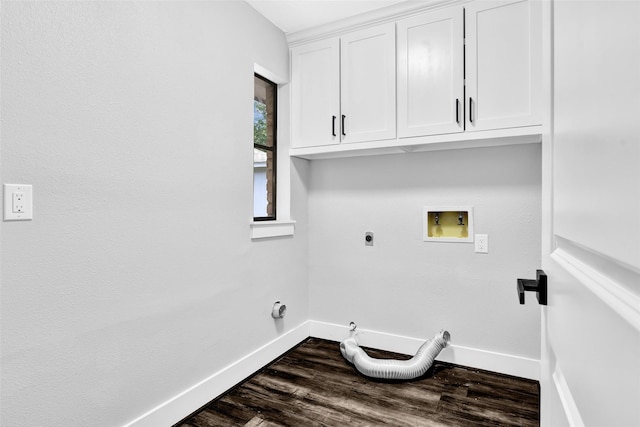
(517, 269), (547, 305)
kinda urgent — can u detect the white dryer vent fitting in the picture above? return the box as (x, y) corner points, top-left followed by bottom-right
(271, 301), (286, 319)
(340, 330), (450, 380)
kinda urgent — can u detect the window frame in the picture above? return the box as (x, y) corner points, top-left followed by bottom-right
(253, 73), (277, 222)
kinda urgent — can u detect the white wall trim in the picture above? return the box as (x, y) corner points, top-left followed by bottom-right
(551, 248), (640, 332)
(123, 321), (310, 427)
(254, 63), (287, 85)
(309, 321), (540, 380)
(286, 0), (468, 46)
(250, 220), (296, 239)
(552, 362), (586, 427)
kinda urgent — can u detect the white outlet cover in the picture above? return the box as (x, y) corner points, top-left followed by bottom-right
(475, 234), (489, 253)
(4, 184), (33, 220)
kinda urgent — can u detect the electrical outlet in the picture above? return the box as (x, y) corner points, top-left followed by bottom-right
(475, 234), (488, 253)
(13, 192), (25, 213)
(4, 184), (32, 220)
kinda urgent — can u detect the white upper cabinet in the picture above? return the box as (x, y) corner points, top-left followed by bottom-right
(291, 38), (340, 148)
(291, 23), (396, 148)
(289, 0), (543, 158)
(397, 7), (464, 138)
(465, 0), (542, 131)
(340, 23), (396, 144)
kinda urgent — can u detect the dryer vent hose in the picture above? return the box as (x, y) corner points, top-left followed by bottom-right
(340, 330), (450, 380)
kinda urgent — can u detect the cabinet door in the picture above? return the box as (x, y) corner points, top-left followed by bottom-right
(340, 23), (396, 144)
(291, 38), (340, 148)
(466, 0), (542, 131)
(397, 7), (464, 138)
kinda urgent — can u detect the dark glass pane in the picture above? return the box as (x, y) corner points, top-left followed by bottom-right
(253, 74), (276, 220)
(254, 76), (275, 148)
(253, 148), (268, 217)
(253, 147), (275, 219)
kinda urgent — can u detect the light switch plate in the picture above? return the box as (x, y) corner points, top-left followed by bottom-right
(4, 184), (33, 220)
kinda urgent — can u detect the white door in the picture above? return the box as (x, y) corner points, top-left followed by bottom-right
(291, 38), (340, 148)
(540, 1), (640, 426)
(397, 6), (464, 138)
(466, 0), (542, 132)
(340, 23), (396, 144)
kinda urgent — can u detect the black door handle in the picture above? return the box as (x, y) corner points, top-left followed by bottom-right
(469, 97), (474, 124)
(456, 99), (460, 124)
(517, 270), (547, 305)
(332, 115), (336, 137)
(341, 114), (346, 136)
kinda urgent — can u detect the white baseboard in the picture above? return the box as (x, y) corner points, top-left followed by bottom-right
(124, 321), (310, 427)
(309, 320), (540, 381)
(124, 319), (539, 426)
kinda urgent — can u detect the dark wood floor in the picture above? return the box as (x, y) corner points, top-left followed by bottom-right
(176, 338), (539, 427)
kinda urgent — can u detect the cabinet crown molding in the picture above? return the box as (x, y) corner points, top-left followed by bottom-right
(286, 0), (467, 47)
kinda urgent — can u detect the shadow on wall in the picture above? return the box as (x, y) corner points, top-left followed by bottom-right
(309, 143), (541, 194)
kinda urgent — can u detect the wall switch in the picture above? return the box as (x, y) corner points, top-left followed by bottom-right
(475, 234), (488, 253)
(4, 184), (33, 220)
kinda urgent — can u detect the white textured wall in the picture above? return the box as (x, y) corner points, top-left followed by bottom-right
(308, 144), (541, 359)
(0, 2), (308, 426)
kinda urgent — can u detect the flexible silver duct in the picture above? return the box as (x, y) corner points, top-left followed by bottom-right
(340, 330), (451, 380)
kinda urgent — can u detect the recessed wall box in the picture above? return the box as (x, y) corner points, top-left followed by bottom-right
(423, 206), (473, 243)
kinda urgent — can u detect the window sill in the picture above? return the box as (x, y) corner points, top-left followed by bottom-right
(250, 220), (296, 239)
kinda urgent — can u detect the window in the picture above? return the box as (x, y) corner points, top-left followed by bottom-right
(250, 66), (295, 239)
(253, 74), (277, 221)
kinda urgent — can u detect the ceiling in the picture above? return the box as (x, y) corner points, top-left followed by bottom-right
(245, 0), (408, 34)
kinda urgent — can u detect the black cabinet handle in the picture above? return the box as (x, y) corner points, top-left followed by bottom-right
(517, 270), (547, 305)
(456, 99), (460, 124)
(469, 98), (473, 123)
(332, 115), (336, 137)
(341, 115), (346, 136)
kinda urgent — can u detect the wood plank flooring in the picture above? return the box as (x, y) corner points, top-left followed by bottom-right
(176, 338), (539, 427)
